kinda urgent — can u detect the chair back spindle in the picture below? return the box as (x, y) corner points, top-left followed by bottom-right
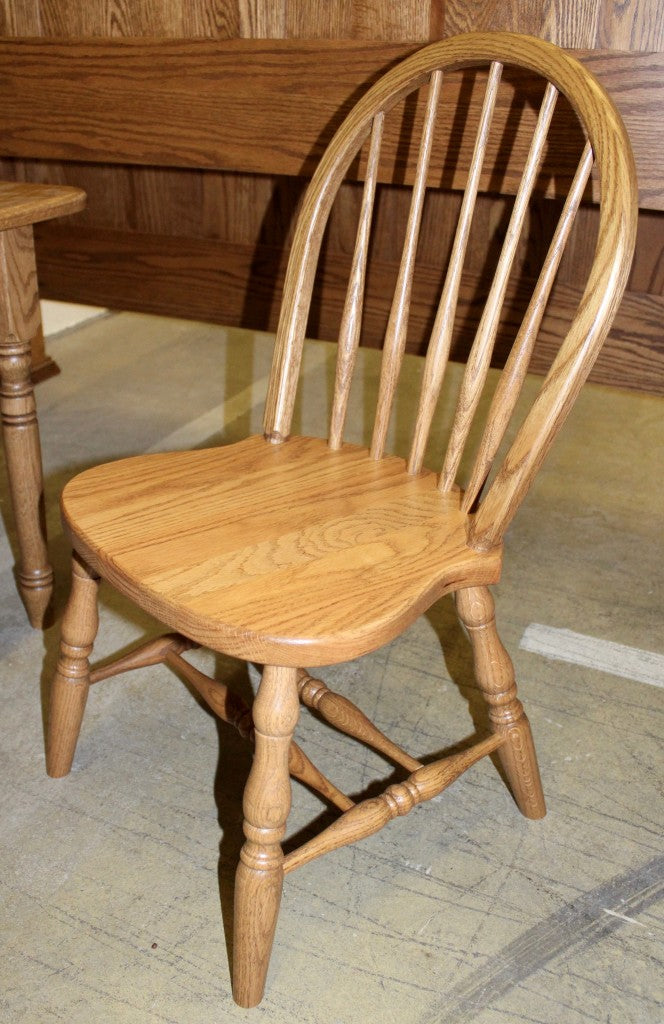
(408, 60), (503, 475)
(462, 141), (594, 512)
(329, 112), (384, 450)
(438, 81), (558, 492)
(263, 34), (637, 548)
(370, 69), (442, 460)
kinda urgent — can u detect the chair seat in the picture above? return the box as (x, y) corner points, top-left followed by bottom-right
(62, 435), (502, 665)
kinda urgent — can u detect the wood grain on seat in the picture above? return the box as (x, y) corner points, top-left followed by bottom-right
(62, 435), (501, 665)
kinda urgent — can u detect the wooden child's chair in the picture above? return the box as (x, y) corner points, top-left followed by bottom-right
(46, 33), (637, 1008)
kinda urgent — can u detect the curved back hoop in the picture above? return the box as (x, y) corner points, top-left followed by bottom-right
(263, 32), (638, 549)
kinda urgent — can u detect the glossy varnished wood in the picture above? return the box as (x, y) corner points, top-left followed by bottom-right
(265, 33), (637, 545)
(88, 632), (353, 812)
(48, 32), (637, 1010)
(0, 183), (85, 625)
(62, 434), (501, 666)
(46, 554), (99, 777)
(370, 68), (442, 460)
(462, 142), (595, 511)
(408, 60), (502, 475)
(283, 733), (504, 875)
(0, 182), (85, 231)
(0, 225), (51, 625)
(329, 112), (383, 449)
(233, 664), (299, 1008)
(33, 215), (663, 396)
(0, 39), (658, 206)
(456, 587), (546, 819)
(297, 670), (421, 773)
(439, 80), (559, 493)
(1, 6), (659, 396)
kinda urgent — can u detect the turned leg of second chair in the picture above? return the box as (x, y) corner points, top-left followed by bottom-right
(47, 553), (100, 778)
(0, 226), (53, 627)
(456, 586), (546, 820)
(233, 664), (300, 1008)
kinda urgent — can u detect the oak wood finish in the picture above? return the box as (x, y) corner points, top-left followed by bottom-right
(0, 7), (659, 396)
(166, 652), (354, 814)
(409, 59), (502, 474)
(0, 182), (85, 625)
(232, 664), (299, 1008)
(48, 34), (636, 1008)
(0, 40), (658, 206)
(439, 80), (559, 492)
(283, 733), (504, 875)
(61, 435), (501, 665)
(0, 181), (86, 231)
(456, 586), (546, 818)
(297, 670), (421, 773)
(33, 221), (664, 396)
(264, 33), (636, 545)
(370, 68), (442, 460)
(0, 225), (52, 626)
(46, 553), (99, 777)
(329, 111), (384, 449)
(462, 142), (595, 510)
(89, 632), (353, 812)
(88, 631), (196, 684)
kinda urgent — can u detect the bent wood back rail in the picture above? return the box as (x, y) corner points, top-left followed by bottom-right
(46, 33), (637, 1010)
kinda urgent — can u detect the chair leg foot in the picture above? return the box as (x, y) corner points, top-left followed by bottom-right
(232, 665), (299, 1008)
(46, 553), (100, 778)
(456, 586), (546, 820)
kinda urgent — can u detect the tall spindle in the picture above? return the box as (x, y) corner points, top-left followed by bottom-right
(408, 61), (503, 475)
(439, 82), (559, 492)
(329, 113), (384, 449)
(463, 141), (594, 511)
(371, 69), (443, 460)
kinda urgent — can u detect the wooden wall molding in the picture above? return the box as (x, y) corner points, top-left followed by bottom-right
(34, 225), (664, 395)
(0, 32), (660, 395)
(0, 39), (662, 208)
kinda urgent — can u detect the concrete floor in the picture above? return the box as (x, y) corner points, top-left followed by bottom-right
(0, 312), (662, 1024)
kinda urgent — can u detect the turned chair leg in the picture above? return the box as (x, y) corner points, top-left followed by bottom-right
(0, 226), (53, 627)
(456, 586), (546, 820)
(232, 665), (300, 1008)
(46, 553), (100, 778)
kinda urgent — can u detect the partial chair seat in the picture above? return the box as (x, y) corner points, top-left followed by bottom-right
(62, 434), (502, 666)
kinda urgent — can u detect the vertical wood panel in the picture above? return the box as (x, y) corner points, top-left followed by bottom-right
(0, 0), (40, 34)
(597, 0), (664, 49)
(237, 0), (286, 37)
(540, 0), (605, 47)
(444, 1), (548, 36)
(183, 1), (241, 37)
(348, 1), (442, 41)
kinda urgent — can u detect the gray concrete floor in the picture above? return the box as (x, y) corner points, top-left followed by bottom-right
(1, 313), (662, 1024)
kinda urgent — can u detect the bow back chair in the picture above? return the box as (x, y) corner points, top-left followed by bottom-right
(47, 33), (637, 1008)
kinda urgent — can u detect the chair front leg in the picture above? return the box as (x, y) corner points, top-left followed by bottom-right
(46, 553), (100, 777)
(232, 664), (300, 1008)
(456, 586), (546, 820)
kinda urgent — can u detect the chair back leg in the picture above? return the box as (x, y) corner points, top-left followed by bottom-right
(456, 586), (546, 820)
(232, 665), (300, 1007)
(46, 553), (100, 777)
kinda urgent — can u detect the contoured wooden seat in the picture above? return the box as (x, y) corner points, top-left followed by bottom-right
(47, 32), (637, 1010)
(61, 435), (501, 664)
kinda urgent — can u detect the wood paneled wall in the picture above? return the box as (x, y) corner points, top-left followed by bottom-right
(0, 0), (662, 394)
